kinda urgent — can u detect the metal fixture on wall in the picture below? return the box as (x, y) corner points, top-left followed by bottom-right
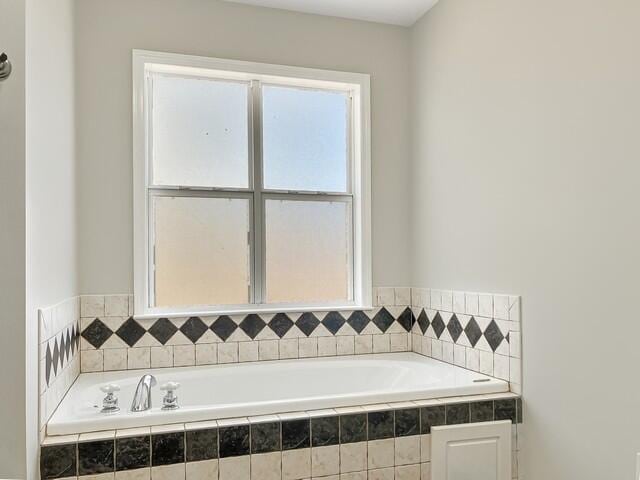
(0, 53), (12, 80)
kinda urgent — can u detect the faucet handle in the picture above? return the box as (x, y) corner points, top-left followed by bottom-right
(100, 384), (120, 413)
(100, 383), (120, 394)
(160, 381), (180, 392)
(160, 382), (180, 410)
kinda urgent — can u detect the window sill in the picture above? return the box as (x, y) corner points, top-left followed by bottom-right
(133, 304), (375, 320)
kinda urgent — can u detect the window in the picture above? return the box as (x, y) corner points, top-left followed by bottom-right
(133, 50), (371, 316)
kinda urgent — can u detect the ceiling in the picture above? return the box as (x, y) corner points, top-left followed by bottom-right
(223, 0), (440, 26)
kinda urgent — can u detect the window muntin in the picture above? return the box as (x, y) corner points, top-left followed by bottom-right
(134, 52), (371, 315)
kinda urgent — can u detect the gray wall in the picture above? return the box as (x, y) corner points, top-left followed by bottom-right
(25, 0), (78, 477)
(74, 0), (413, 295)
(0, 1), (26, 476)
(410, 1), (640, 478)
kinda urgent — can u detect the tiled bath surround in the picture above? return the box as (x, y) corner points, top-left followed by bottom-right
(40, 393), (522, 480)
(409, 288), (523, 395)
(78, 292), (414, 373)
(39, 297), (81, 438)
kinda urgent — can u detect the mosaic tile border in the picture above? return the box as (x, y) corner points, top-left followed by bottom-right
(79, 293), (416, 373)
(40, 394), (521, 480)
(39, 297), (81, 436)
(410, 288), (523, 394)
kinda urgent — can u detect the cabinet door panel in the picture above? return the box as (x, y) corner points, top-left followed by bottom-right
(431, 421), (511, 480)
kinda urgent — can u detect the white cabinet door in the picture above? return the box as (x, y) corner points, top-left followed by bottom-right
(431, 420), (511, 480)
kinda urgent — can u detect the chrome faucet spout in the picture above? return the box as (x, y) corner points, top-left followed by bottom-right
(131, 374), (157, 412)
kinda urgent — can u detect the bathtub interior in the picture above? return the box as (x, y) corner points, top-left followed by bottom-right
(46, 352), (509, 436)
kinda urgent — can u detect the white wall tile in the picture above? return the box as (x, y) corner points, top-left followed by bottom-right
(429, 290), (442, 310)
(368, 439), (394, 469)
(465, 348), (480, 371)
(340, 442), (367, 473)
(219, 456), (249, 480)
(218, 342), (239, 364)
(479, 350), (493, 376)
(299, 338), (318, 358)
(259, 340), (279, 360)
(250, 452), (280, 480)
(174, 345), (195, 366)
(239, 342), (258, 362)
(318, 336), (337, 356)
(128, 348), (150, 370)
(372, 334), (390, 353)
(282, 448), (311, 480)
(390, 333), (408, 352)
(336, 336), (355, 355)
(81, 349), (103, 372)
(394, 287), (411, 306)
(453, 344), (466, 367)
(279, 339), (299, 359)
(509, 332), (521, 358)
(452, 292), (465, 314)
(104, 349), (127, 371)
(493, 353), (509, 381)
(376, 287), (395, 306)
(442, 342), (454, 363)
(81, 295), (105, 317)
(354, 335), (373, 354)
(464, 293), (479, 316)
(195, 344), (217, 366)
(440, 291), (453, 312)
(395, 436), (420, 466)
(478, 294), (493, 317)
(311, 445), (339, 477)
(105, 295), (129, 317)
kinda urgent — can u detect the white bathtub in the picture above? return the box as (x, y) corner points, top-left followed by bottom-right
(47, 352), (508, 435)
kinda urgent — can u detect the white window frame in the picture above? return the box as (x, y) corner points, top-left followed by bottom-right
(133, 50), (371, 318)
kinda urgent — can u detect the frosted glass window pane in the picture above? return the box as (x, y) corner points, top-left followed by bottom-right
(263, 86), (348, 192)
(265, 199), (351, 303)
(153, 196), (250, 307)
(152, 75), (249, 188)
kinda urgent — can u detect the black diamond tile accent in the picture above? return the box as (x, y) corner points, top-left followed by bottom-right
(148, 318), (178, 345)
(447, 314), (464, 343)
(296, 313), (320, 337)
(45, 343), (52, 386)
(268, 313), (294, 338)
(70, 326), (77, 355)
(239, 314), (266, 339)
(322, 312), (345, 335)
(417, 309), (430, 334)
(431, 312), (445, 338)
(180, 317), (208, 343)
(59, 335), (66, 369)
(506, 332), (510, 343)
(75, 323), (80, 350)
(484, 319), (505, 352)
(372, 308), (395, 333)
(81, 318), (113, 349)
(464, 317), (482, 347)
(397, 307), (413, 332)
(52, 340), (60, 376)
(65, 329), (72, 362)
(347, 311), (370, 334)
(211, 315), (238, 341)
(116, 317), (146, 347)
